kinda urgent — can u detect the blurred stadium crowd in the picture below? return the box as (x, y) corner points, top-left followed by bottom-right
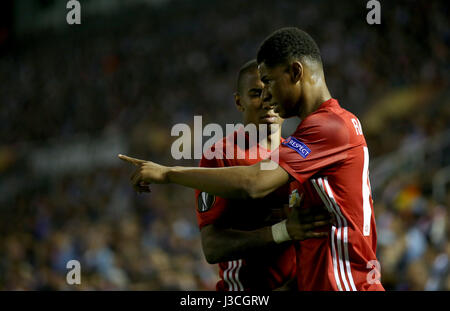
(0, 0), (448, 290)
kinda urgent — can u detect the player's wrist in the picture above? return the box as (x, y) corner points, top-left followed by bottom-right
(166, 166), (179, 183)
(271, 219), (292, 244)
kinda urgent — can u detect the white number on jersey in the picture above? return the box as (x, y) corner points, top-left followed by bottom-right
(362, 146), (372, 236)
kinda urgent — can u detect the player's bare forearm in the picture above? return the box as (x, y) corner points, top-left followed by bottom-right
(118, 154), (290, 199)
(168, 165), (254, 199)
(200, 224), (277, 264)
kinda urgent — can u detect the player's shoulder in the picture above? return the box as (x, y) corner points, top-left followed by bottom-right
(296, 108), (349, 144)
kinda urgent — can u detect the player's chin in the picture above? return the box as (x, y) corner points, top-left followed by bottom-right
(276, 110), (288, 119)
(278, 107), (294, 119)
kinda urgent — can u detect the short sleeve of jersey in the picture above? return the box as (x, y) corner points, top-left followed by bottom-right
(276, 111), (350, 183)
(195, 156), (228, 230)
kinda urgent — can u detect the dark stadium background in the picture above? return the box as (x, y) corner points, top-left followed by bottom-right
(0, 0), (448, 290)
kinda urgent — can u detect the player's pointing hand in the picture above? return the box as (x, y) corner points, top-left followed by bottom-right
(118, 154), (170, 193)
(117, 154), (146, 166)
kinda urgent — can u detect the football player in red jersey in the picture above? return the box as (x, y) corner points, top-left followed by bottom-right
(195, 59), (329, 291)
(119, 27), (384, 291)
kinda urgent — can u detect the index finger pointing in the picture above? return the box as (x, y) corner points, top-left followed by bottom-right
(118, 154), (146, 166)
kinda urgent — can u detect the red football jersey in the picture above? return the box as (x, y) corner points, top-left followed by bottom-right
(195, 128), (296, 291)
(276, 98), (384, 291)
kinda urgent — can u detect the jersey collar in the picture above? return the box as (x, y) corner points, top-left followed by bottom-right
(318, 98), (340, 110)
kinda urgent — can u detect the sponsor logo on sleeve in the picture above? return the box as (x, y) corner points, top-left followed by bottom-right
(198, 192), (215, 212)
(282, 137), (311, 158)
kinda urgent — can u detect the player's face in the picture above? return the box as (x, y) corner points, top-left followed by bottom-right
(237, 70), (284, 127)
(258, 62), (301, 119)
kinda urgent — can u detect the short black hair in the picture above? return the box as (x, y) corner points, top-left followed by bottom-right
(257, 27), (322, 67)
(236, 59), (258, 94)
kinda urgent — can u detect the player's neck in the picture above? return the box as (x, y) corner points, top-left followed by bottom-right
(313, 87), (332, 110)
(300, 83), (331, 119)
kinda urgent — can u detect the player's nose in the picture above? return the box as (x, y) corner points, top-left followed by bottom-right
(262, 86), (271, 101)
(261, 88), (273, 110)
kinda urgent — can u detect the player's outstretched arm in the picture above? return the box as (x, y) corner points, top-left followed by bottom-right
(200, 194), (330, 264)
(118, 154), (290, 200)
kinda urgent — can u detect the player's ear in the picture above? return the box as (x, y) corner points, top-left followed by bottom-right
(234, 92), (245, 112)
(289, 61), (303, 83)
